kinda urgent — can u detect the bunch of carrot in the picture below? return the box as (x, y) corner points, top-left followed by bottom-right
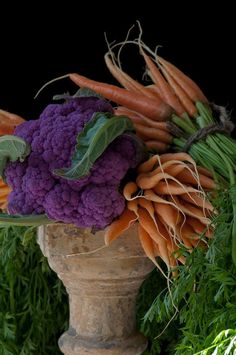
(68, 37), (208, 153)
(105, 152), (215, 271)
(0, 109), (24, 210)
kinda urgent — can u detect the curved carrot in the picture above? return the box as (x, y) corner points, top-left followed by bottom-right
(69, 73), (173, 121)
(104, 208), (137, 246)
(137, 155), (159, 173)
(123, 181), (139, 200)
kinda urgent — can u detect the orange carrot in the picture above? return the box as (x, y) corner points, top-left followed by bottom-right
(145, 141), (169, 153)
(176, 169), (216, 189)
(137, 155), (159, 173)
(141, 51), (185, 116)
(0, 109), (25, 125)
(104, 208), (137, 245)
(157, 56), (208, 103)
(123, 181), (139, 200)
(105, 53), (160, 100)
(187, 217), (213, 238)
(159, 66), (198, 117)
(138, 207), (170, 266)
(159, 152), (196, 166)
(115, 106), (170, 130)
(180, 192), (214, 211)
(154, 181), (199, 195)
(138, 224), (158, 265)
(134, 123), (173, 143)
(69, 73), (173, 121)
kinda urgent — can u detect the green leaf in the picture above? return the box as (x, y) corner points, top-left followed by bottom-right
(0, 135), (31, 178)
(53, 112), (134, 180)
(0, 214), (55, 226)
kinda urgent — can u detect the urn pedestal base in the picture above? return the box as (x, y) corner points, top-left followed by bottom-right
(38, 224), (154, 355)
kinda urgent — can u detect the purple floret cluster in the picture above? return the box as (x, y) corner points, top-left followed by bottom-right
(5, 97), (140, 229)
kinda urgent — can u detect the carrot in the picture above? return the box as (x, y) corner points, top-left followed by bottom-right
(141, 51), (186, 116)
(159, 152), (196, 166)
(115, 107), (144, 125)
(187, 217), (213, 238)
(123, 181), (139, 200)
(173, 196), (211, 225)
(0, 109), (25, 125)
(104, 208), (137, 245)
(138, 224), (158, 265)
(138, 207), (170, 266)
(193, 165), (213, 178)
(137, 155), (159, 173)
(154, 202), (180, 235)
(115, 106), (170, 130)
(105, 53), (160, 100)
(154, 181), (199, 195)
(145, 141), (169, 153)
(180, 192), (214, 211)
(134, 123), (173, 143)
(69, 73), (173, 121)
(176, 169), (216, 189)
(159, 66), (198, 117)
(127, 199), (139, 215)
(157, 56), (208, 104)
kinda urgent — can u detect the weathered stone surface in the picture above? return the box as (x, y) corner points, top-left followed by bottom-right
(38, 224), (154, 355)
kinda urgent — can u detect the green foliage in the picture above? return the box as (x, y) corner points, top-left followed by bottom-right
(138, 188), (236, 354)
(54, 112), (134, 179)
(0, 226), (68, 354)
(0, 135), (30, 179)
(0, 214), (55, 226)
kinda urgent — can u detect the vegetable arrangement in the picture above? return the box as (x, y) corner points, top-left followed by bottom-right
(0, 25), (236, 353)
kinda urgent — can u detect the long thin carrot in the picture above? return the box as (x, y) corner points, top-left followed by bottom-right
(181, 192), (214, 211)
(157, 56), (208, 103)
(154, 181), (199, 195)
(69, 73), (173, 121)
(176, 169), (216, 189)
(104, 208), (137, 245)
(105, 53), (159, 100)
(138, 224), (158, 265)
(145, 141), (170, 153)
(141, 51), (186, 116)
(138, 207), (170, 266)
(159, 66), (198, 117)
(134, 123), (173, 143)
(115, 106), (170, 130)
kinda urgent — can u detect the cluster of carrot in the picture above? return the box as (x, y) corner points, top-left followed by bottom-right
(0, 109), (24, 210)
(105, 152), (215, 271)
(69, 39), (207, 153)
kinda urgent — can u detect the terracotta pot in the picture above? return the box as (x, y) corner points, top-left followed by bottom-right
(37, 224), (154, 355)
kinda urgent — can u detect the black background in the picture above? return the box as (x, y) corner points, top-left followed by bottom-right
(0, 3), (235, 120)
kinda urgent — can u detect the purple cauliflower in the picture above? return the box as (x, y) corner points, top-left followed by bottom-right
(6, 97), (143, 229)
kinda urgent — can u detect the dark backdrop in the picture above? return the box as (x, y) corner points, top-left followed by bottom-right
(0, 3), (235, 120)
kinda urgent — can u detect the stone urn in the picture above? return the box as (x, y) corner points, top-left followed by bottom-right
(37, 223), (154, 355)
